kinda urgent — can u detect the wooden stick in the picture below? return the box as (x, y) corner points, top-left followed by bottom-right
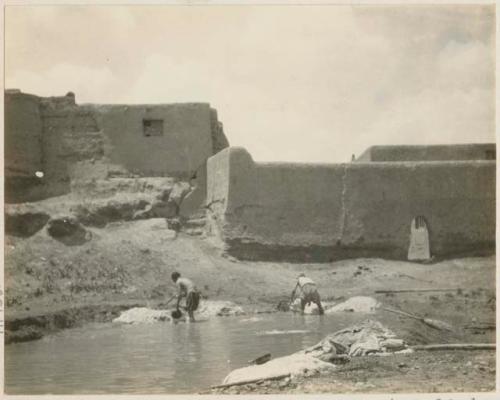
(382, 307), (421, 320)
(397, 273), (433, 283)
(163, 295), (177, 307)
(411, 343), (495, 351)
(375, 289), (458, 294)
(464, 324), (495, 330)
(211, 373), (291, 389)
(381, 307), (454, 331)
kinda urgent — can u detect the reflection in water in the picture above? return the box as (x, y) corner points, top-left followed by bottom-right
(5, 313), (366, 394)
(258, 329), (310, 335)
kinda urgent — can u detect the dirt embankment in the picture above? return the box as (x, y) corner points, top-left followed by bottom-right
(4, 176), (496, 395)
(4, 197), (497, 394)
(4, 176), (496, 347)
(4, 207), (496, 345)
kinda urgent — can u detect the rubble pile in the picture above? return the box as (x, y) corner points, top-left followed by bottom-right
(5, 180), (196, 242)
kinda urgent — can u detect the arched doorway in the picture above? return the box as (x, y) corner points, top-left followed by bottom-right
(408, 216), (431, 261)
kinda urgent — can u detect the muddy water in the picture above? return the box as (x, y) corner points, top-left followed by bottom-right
(5, 313), (367, 394)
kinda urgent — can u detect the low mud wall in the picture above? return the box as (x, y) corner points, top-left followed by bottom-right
(356, 144), (496, 162)
(206, 147), (496, 262)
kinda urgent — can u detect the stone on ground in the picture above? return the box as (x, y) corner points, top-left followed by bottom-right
(5, 208), (50, 237)
(46, 216), (91, 246)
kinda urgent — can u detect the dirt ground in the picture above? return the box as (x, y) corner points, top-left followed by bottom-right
(4, 218), (497, 393)
(206, 350), (496, 394)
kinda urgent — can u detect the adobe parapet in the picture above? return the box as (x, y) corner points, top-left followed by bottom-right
(206, 147), (495, 262)
(356, 143), (496, 162)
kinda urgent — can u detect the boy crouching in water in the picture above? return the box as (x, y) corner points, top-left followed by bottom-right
(171, 271), (200, 322)
(291, 273), (324, 315)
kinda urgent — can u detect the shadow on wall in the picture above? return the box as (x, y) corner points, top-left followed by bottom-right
(222, 240), (410, 263)
(179, 162), (209, 219)
(5, 175), (70, 204)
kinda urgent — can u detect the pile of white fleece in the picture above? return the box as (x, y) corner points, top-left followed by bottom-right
(112, 301), (245, 324)
(112, 307), (172, 324)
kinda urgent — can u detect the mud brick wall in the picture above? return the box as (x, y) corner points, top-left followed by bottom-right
(4, 92), (46, 202)
(41, 104), (103, 197)
(97, 103), (217, 179)
(206, 147), (496, 262)
(5, 91), (229, 203)
(4, 92), (43, 177)
(356, 143), (496, 162)
(210, 108), (229, 155)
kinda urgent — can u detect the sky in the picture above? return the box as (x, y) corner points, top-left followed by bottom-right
(5, 4), (495, 163)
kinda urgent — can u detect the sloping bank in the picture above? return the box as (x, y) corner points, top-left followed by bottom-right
(5, 300), (246, 344)
(5, 303), (140, 344)
(5, 296), (376, 344)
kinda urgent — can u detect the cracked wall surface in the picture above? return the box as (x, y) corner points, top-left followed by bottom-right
(206, 147), (496, 262)
(5, 91), (43, 177)
(5, 90), (229, 203)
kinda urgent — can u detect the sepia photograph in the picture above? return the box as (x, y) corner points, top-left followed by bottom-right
(2, 1), (497, 396)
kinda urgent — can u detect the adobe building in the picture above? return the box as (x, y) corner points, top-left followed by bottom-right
(4, 89), (228, 203)
(5, 89), (496, 263)
(205, 145), (496, 262)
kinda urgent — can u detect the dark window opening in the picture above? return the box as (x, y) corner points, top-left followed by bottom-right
(414, 215), (427, 229)
(485, 150), (496, 160)
(143, 119), (164, 137)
